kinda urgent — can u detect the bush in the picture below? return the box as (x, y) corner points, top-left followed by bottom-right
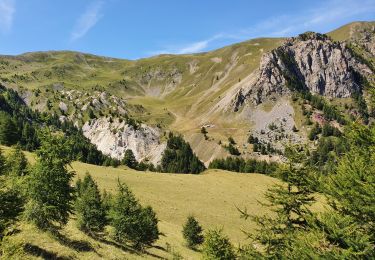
(182, 216), (204, 248)
(202, 229), (236, 260)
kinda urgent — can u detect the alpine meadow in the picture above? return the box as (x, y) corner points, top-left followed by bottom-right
(0, 0), (375, 259)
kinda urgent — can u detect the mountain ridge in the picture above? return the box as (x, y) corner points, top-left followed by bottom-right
(0, 20), (374, 164)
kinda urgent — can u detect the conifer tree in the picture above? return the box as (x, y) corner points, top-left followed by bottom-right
(0, 183), (23, 241)
(0, 114), (18, 146)
(6, 144), (28, 176)
(202, 229), (236, 260)
(24, 135), (75, 230)
(240, 145), (315, 257)
(75, 173), (106, 232)
(0, 148), (6, 175)
(109, 181), (159, 248)
(325, 123), (375, 240)
(122, 149), (138, 169)
(182, 216), (204, 248)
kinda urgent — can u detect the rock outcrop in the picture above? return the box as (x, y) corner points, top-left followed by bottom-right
(82, 117), (166, 165)
(232, 32), (372, 110)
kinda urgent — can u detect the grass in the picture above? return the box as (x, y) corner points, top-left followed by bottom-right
(1, 145), (279, 259)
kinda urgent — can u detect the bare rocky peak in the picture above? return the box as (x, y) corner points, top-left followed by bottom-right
(232, 32), (373, 111)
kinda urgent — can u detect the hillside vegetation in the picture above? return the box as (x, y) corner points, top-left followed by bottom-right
(0, 145), (277, 259)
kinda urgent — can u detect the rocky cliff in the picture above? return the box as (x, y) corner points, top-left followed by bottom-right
(232, 32), (373, 110)
(82, 117), (166, 165)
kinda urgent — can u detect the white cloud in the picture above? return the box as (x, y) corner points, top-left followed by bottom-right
(149, 34), (224, 56)
(147, 0), (375, 56)
(0, 0), (15, 33)
(70, 0), (104, 41)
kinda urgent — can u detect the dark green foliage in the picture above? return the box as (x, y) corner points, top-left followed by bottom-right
(275, 48), (306, 93)
(0, 113), (18, 146)
(240, 146), (315, 258)
(75, 173), (106, 232)
(224, 143), (240, 156)
(321, 123), (341, 137)
(24, 135), (75, 230)
(182, 216), (204, 248)
(209, 157), (279, 175)
(109, 181), (159, 248)
(308, 123), (321, 140)
(0, 182), (24, 241)
(325, 123), (375, 241)
(298, 31), (330, 41)
(122, 149), (138, 169)
(247, 134), (258, 144)
(202, 229), (236, 260)
(6, 144), (28, 177)
(0, 148), (6, 175)
(200, 127), (207, 135)
(248, 134), (280, 155)
(300, 91), (347, 124)
(241, 126), (375, 258)
(0, 84), (112, 166)
(160, 133), (205, 174)
(309, 136), (346, 176)
(227, 137), (236, 145)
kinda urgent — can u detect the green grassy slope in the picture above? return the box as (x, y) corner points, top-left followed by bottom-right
(1, 145), (278, 259)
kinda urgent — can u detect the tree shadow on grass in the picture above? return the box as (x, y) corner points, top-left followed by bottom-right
(24, 243), (71, 260)
(87, 232), (166, 259)
(52, 230), (94, 253)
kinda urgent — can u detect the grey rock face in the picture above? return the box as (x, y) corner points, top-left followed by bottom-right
(82, 117), (166, 165)
(232, 32), (372, 110)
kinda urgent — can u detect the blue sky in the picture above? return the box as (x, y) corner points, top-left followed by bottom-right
(0, 0), (374, 59)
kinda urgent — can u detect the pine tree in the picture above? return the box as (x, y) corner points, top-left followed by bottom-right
(240, 145), (315, 257)
(75, 173), (106, 232)
(0, 148), (6, 175)
(24, 135), (75, 230)
(109, 181), (159, 248)
(182, 216), (204, 248)
(0, 114), (18, 146)
(0, 183), (23, 241)
(122, 149), (138, 169)
(6, 144), (28, 176)
(325, 123), (375, 241)
(202, 229), (236, 260)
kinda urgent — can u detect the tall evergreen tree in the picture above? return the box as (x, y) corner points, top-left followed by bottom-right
(75, 173), (106, 232)
(325, 123), (375, 241)
(122, 149), (138, 169)
(240, 146), (315, 257)
(182, 216), (204, 248)
(6, 144), (28, 177)
(0, 148), (6, 175)
(202, 229), (236, 260)
(0, 114), (18, 146)
(109, 181), (159, 248)
(0, 183), (24, 241)
(24, 135), (75, 230)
